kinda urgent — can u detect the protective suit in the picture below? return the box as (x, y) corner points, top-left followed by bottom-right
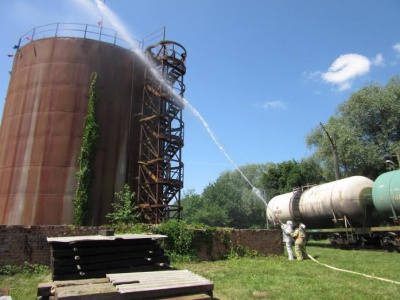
(281, 220), (294, 260)
(291, 223), (307, 260)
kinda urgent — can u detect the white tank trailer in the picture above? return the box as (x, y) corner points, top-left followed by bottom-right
(266, 176), (374, 229)
(267, 174), (400, 250)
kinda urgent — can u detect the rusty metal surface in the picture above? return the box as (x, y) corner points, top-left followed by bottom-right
(0, 37), (146, 225)
(137, 41), (186, 224)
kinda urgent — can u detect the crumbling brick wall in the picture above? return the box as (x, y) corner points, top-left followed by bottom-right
(194, 228), (283, 261)
(0, 225), (282, 266)
(231, 229), (283, 255)
(0, 225), (98, 266)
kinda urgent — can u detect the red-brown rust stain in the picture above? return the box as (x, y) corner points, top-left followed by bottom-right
(0, 93), (32, 223)
(0, 37), (146, 225)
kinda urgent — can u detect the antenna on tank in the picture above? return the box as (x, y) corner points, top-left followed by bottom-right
(97, 0), (105, 27)
(320, 122), (340, 180)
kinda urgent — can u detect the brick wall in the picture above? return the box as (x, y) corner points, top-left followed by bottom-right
(0, 225), (282, 266)
(232, 229), (283, 255)
(0, 226), (99, 266)
(194, 229), (283, 261)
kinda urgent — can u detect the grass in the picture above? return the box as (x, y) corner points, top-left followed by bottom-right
(1, 243), (399, 300)
(173, 243), (400, 300)
(0, 264), (51, 300)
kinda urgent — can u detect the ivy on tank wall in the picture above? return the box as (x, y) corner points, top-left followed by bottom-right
(74, 72), (99, 225)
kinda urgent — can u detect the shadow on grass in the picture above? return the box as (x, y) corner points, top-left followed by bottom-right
(306, 242), (332, 248)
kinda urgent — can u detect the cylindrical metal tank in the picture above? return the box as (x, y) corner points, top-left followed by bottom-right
(0, 35), (146, 225)
(267, 176), (374, 228)
(372, 170), (400, 221)
(300, 176), (373, 228)
(266, 192), (294, 225)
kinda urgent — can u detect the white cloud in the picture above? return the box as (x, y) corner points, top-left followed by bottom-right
(314, 90), (322, 96)
(393, 43), (400, 53)
(372, 53), (385, 66)
(321, 54), (371, 91)
(262, 101), (287, 110)
(393, 43), (400, 62)
(302, 70), (321, 80)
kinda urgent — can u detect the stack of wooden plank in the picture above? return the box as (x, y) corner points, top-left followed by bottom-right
(38, 270), (214, 300)
(47, 234), (170, 281)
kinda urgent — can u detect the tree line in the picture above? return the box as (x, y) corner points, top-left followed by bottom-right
(181, 75), (400, 229)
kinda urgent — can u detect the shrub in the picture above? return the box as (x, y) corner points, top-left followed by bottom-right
(106, 184), (141, 225)
(0, 262), (49, 276)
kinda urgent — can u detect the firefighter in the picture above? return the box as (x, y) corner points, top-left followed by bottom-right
(291, 223), (307, 260)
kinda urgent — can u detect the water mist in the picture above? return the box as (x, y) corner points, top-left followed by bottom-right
(82, 0), (270, 208)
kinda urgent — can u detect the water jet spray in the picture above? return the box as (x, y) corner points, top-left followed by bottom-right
(86, 0), (281, 223)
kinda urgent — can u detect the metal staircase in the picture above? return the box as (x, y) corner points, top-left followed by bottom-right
(137, 41), (187, 224)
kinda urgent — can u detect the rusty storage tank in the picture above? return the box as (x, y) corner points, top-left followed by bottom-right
(372, 170), (400, 222)
(267, 176), (374, 228)
(0, 24), (151, 225)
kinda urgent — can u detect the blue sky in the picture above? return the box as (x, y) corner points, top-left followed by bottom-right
(1, 0), (399, 194)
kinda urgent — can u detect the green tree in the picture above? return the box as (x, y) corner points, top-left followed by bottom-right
(180, 189), (202, 224)
(181, 164), (267, 228)
(181, 189), (230, 226)
(306, 75), (400, 180)
(260, 159), (324, 198)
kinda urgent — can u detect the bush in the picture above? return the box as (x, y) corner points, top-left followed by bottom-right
(0, 262), (49, 276)
(153, 220), (197, 257)
(106, 184), (141, 225)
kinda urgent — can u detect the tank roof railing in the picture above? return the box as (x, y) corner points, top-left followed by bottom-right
(16, 22), (143, 51)
(141, 26), (166, 48)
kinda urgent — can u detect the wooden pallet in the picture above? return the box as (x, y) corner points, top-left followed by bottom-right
(38, 270), (214, 300)
(47, 234), (170, 281)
